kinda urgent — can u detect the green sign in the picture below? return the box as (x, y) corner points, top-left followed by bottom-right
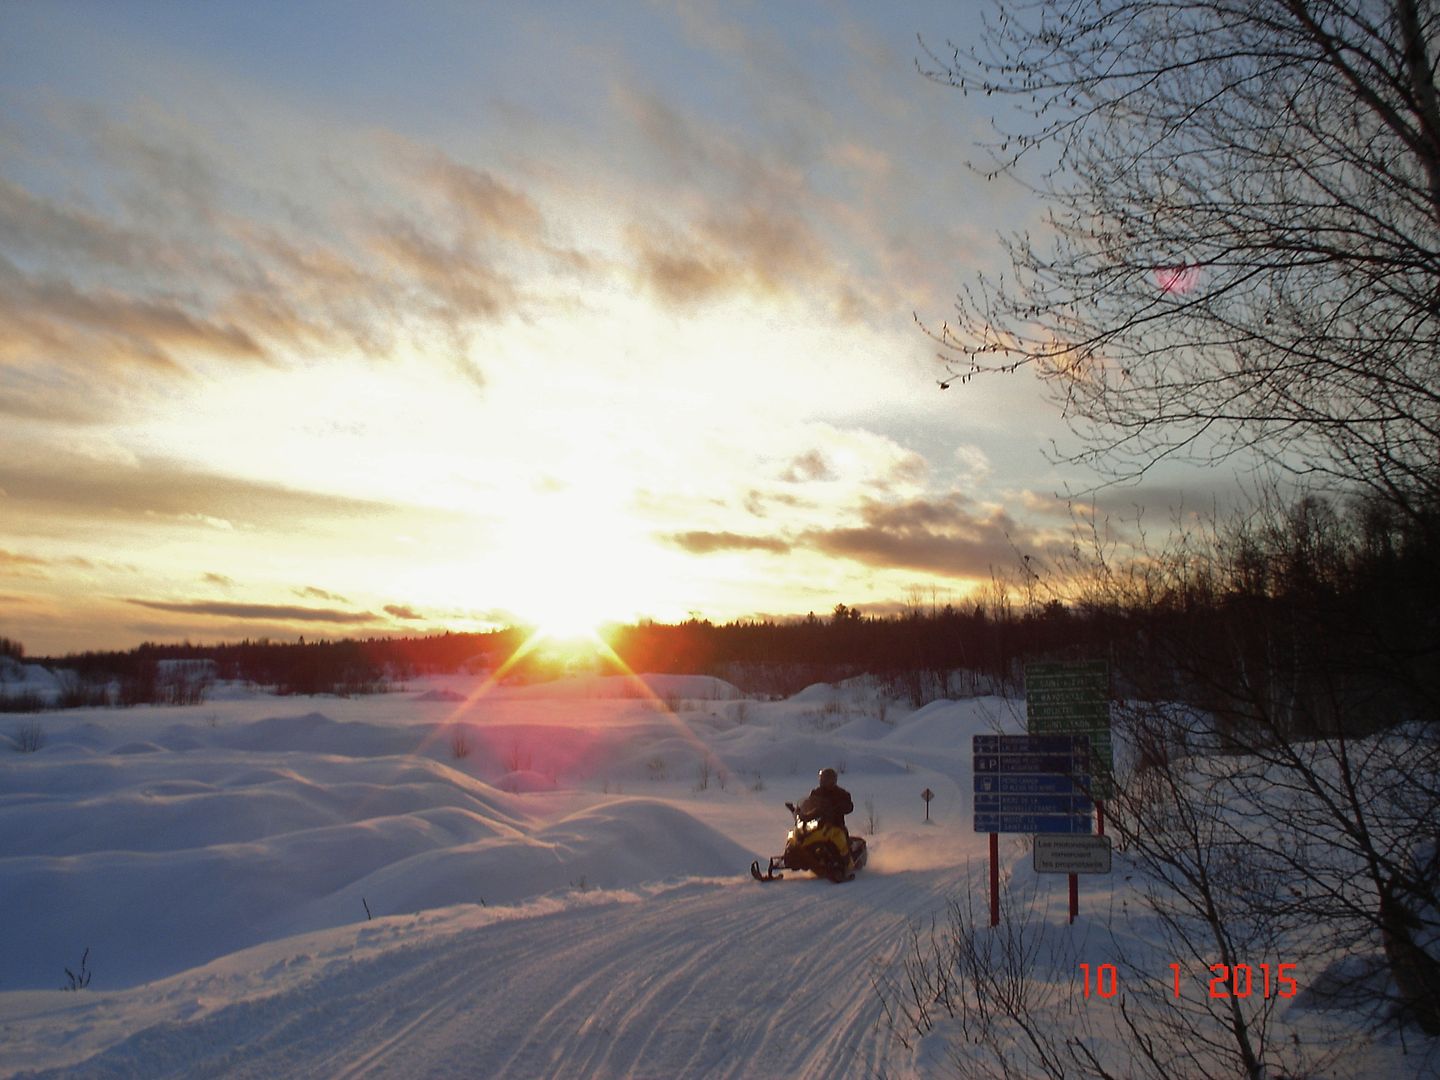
(1026, 660), (1114, 799)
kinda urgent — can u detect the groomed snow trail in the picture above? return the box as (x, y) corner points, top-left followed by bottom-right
(17, 865), (972, 1079)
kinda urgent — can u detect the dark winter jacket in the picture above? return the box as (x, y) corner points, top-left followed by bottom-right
(799, 784), (853, 829)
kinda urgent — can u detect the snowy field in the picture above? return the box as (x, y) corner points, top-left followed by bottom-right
(0, 670), (1433, 1078)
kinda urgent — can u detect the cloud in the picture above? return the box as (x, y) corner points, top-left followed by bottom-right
(421, 153), (545, 244)
(0, 119), (544, 428)
(952, 445), (993, 486)
(743, 489), (809, 517)
(612, 82), (861, 312)
(0, 367), (114, 423)
(202, 572), (236, 588)
(665, 530), (792, 555)
(626, 228), (733, 306)
(781, 450), (834, 483)
(0, 549), (49, 575)
(79, 104), (223, 225)
(0, 176), (142, 268)
(0, 260), (267, 372)
(627, 203), (826, 307)
(296, 585), (348, 603)
(0, 454), (432, 533)
(799, 493), (1046, 578)
(368, 216), (518, 321)
(384, 604), (424, 620)
(886, 452), (930, 487)
(126, 599), (377, 624)
(176, 513), (235, 531)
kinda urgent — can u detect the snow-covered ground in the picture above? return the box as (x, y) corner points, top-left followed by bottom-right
(0, 673), (1432, 1077)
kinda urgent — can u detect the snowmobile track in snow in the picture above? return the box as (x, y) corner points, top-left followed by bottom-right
(17, 865), (970, 1080)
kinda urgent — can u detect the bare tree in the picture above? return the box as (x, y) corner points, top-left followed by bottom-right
(1079, 495), (1440, 1044)
(924, 0), (1440, 521)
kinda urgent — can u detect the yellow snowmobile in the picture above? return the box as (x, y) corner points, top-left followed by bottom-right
(751, 801), (868, 883)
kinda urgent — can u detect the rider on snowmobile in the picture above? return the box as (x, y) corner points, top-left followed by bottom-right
(750, 766), (868, 882)
(799, 767), (853, 832)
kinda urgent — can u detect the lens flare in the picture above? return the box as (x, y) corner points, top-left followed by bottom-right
(1154, 263), (1201, 294)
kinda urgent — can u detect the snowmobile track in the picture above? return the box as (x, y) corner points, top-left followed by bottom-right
(20, 866), (970, 1079)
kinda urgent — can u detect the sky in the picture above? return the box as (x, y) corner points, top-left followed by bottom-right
(0, 1), (1231, 656)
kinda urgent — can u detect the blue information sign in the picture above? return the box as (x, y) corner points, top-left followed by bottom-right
(974, 774), (1087, 794)
(974, 813), (1094, 834)
(972, 733), (1093, 834)
(974, 793), (1093, 814)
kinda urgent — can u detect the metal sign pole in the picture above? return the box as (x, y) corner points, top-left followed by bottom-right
(1069, 873), (1078, 924)
(990, 832), (999, 927)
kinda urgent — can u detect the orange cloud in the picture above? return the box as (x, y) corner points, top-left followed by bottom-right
(798, 494), (1054, 578)
(627, 202), (827, 307)
(0, 549), (50, 576)
(422, 154), (545, 244)
(368, 217), (518, 320)
(0, 455), (438, 532)
(665, 531), (792, 555)
(127, 599), (377, 624)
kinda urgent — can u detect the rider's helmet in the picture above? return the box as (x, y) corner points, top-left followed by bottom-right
(818, 767), (838, 788)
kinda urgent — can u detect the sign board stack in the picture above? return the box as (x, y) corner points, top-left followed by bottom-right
(972, 660), (1115, 927)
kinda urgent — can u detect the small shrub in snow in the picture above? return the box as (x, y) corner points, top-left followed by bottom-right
(62, 948), (92, 991)
(504, 740), (531, 772)
(450, 729), (471, 759)
(864, 798), (879, 834)
(11, 720), (45, 752)
(751, 773), (765, 792)
(646, 756), (667, 781)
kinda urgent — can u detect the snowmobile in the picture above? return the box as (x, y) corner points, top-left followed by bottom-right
(750, 802), (868, 883)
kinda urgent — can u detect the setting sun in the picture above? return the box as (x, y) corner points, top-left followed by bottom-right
(527, 607), (607, 643)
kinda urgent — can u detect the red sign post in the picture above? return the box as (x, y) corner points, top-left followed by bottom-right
(990, 831), (999, 927)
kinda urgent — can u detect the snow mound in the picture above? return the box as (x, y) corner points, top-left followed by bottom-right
(497, 769), (556, 793)
(0, 746), (534, 989)
(537, 799), (753, 886)
(882, 697), (1022, 747)
(281, 800), (752, 945)
(789, 682), (841, 703)
(414, 688), (468, 702)
(210, 712), (420, 757)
